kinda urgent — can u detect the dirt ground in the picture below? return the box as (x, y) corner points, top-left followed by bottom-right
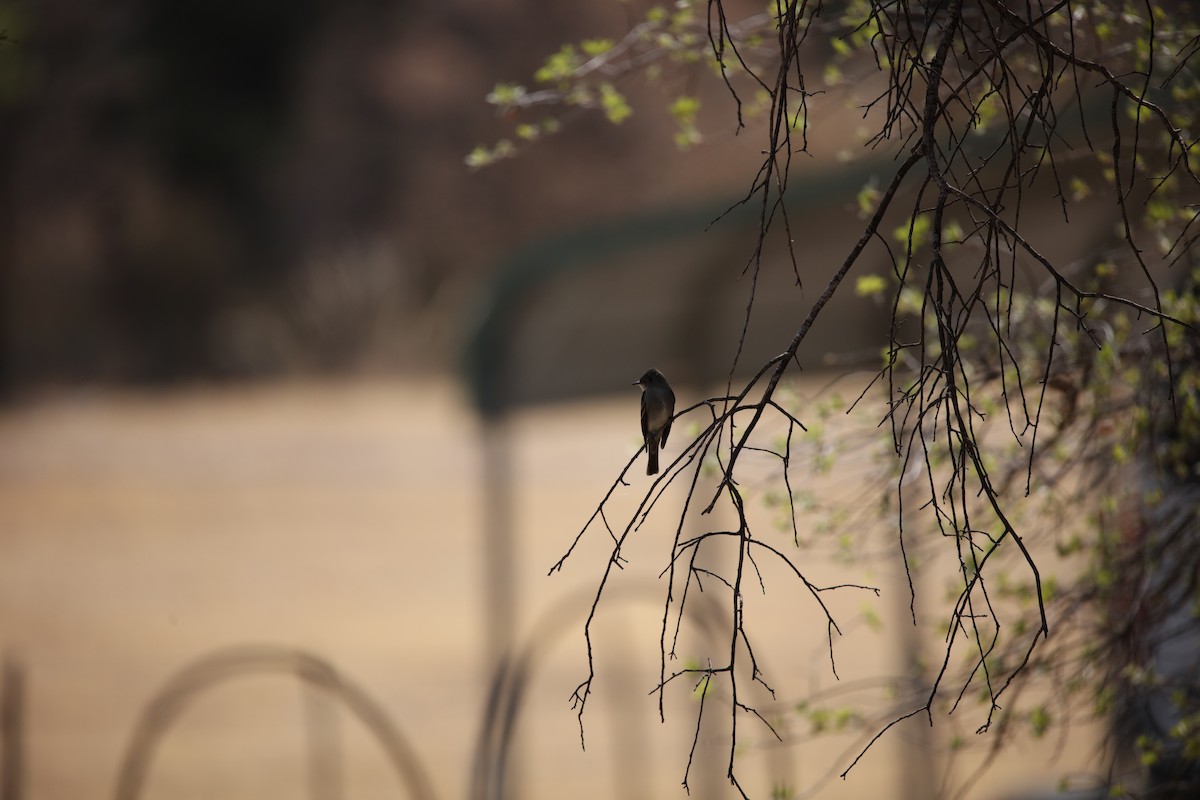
(0, 379), (1108, 799)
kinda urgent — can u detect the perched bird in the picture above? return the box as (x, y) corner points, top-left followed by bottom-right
(634, 368), (676, 476)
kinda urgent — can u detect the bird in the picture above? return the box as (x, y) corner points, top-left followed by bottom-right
(634, 368), (676, 476)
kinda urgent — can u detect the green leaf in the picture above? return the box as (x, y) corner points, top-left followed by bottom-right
(771, 784), (796, 800)
(894, 213), (931, 248)
(464, 140), (517, 169)
(669, 95), (701, 149)
(599, 83), (632, 124)
(535, 45), (581, 83)
(855, 274), (887, 299)
(464, 146), (493, 169)
(1030, 705), (1052, 738)
(669, 95), (701, 123)
(1135, 734), (1162, 766)
(974, 93), (999, 132)
(1069, 176), (1091, 201)
(856, 181), (880, 216)
(485, 83), (528, 107)
(860, 603), (883, 631)
(580, 38), (614, 57)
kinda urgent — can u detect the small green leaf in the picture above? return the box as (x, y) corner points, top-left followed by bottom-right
(856, 181), (880, 216)
(580, 38), (614, 57)
(464, 146), (493, 169)
(485, 83), (528, 107)
(894, 213), (931, 248)
(599, 83), (632, 124)
(974, 93), (999, 132)
(535, 45), (581, 83)
(669, 95), (701, 123)
(669, 95), (702, 149)
(1030, 706), (1052, 738)
(855, 274), (887, 299)
(860, 603), (882, 631)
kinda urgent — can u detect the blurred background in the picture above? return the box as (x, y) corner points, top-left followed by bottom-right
(0, 0), (784, 389)
(0, 0), (1147, 798)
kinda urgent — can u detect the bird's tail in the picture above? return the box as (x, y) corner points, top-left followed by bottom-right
(647, 443), (659, 476)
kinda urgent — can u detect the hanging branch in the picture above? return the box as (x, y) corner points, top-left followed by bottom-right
(543, 0), (1198, 794)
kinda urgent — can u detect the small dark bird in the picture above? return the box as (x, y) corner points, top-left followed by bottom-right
(634, 368), (676, 476)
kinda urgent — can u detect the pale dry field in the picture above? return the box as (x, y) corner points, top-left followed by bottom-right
(0, 379), (1105, 799)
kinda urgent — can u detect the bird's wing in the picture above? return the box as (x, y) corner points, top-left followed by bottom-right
(640, 391), (651, 442)
(659, 388), (676, 447)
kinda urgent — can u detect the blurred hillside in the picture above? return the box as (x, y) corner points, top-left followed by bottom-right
(0, 0), (777, 392)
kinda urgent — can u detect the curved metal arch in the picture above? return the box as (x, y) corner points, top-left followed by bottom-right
(112, 644), (437, 800)
(469, 581), (794, 799)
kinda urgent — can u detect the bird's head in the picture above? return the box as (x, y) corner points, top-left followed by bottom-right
(634, 368), (667, 389)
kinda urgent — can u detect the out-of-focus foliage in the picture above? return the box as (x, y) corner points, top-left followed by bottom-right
(4, 0), (625, 389)
(468, 0), (776, 168)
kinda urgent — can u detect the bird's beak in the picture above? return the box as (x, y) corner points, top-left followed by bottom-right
(632, 380), (641, 386)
